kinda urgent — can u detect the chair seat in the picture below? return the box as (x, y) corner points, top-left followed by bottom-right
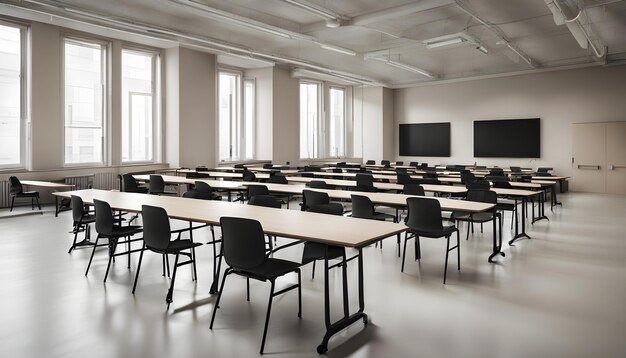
(148, 239), (202, 254)
(454, 212), (495, 223)
(496, 202), (516, 211)
(309, 203), (343, 215)
(129, 187), (149, 194)
(411, 225), (457, 238)
(301, 242), (345, 264)
(15, 191), (39, 197)
(103, 225), (143, 238)
(234, 258), (300, 280)
(373, 211), (395, 221)
(77, 214), (97, 224)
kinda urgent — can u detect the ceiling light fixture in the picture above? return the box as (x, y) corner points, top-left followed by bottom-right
(366, 56), (435, 78)
(425, 37), (465, 48)
(281, 0), (343, 21)
(315, 42), (356, 56)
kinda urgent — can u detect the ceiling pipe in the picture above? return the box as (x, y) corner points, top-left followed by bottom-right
(544, 0), (606, 58)
(2, 0), (383, 86)
(454, 0), (538, 68)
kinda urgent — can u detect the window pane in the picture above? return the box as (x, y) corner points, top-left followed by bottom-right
(300, 82), (320, 159)
(64, 39), (105, 164)
(122, 50), (155, 162)
(329, 88), (345, 157)
(219, 72), (240, 161)
(243, 79), (255, 160)
(0, 24), (22, 166)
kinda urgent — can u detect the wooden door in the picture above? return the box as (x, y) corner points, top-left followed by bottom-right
(572, 123), (606, 193)
(606, 122), (626, 195)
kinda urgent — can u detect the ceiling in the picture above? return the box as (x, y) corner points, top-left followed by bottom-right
(1, 0), (625, 87)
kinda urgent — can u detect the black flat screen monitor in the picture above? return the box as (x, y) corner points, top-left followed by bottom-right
(473, 118), (540, 158)
(399, 123), (450, 157)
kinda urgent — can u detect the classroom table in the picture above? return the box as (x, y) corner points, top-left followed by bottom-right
(176, 169), (270, 180)
(53, 189), (405, 354)
(286, 176), (468, 195)
(21, 180), (75, 216)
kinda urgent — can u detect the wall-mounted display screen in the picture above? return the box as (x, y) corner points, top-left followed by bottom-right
(474, 118), (540, 158)
(399, 122), (450, 157)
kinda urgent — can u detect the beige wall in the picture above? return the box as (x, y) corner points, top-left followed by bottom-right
(244, 67), (273, 160)
(394, 65), (626, 176)
(163, 47), (180, 167)
(272, 66), (299, 165)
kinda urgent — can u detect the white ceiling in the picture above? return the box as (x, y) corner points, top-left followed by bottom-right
(1, 0), (625, 87)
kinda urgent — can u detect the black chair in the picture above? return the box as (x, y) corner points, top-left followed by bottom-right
(210, 217), (302, 355)
(460, 171), (476, 185)
(351, 194), (398, 249)
(68, 195), (96, 253)
(85, 199), (143, 282)
(381, 160), (391, 167)
(416, 178), (441, 185)
(409, 161), (419, 167)
(397, 173), (418, 185)
(302, 198), (346, 279)
(122, 174), (149, 193)
(402, 197), (460, 284)
(301, 189), (343, 213)
(453, 190), (500, 241)
(536, 167), (553, 176)
(403, 184), (425, 196)
(263, 163), (273, 169)
(196, 166), (209, 172)
(308, 180), (333, 189)
(510, 166), (522, 173)
(355, 173), (377, 192)
(8, 176), (41, 212)
(149, 175), (177, 195)
(132, 205), (202, 308)
(247, 184), (270, 200)
(396, 161), (404, 166)
(267, 175), (288, 184)
(365, 160), (375, 165)
(183, 181), (222, 200)
(248, 195), (282, 251)
(466, 180), (490, 190)
(489, 168), (505, 177)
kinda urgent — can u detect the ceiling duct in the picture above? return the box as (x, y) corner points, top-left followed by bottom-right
(544, 0), (606, 58)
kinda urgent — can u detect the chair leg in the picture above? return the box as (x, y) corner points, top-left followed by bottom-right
(457, 230), (461, 271)
(246, 277), (250, 302)
(480, 222), (483, 233)
(10, 196), (15, 212)
(397, 234), (401, 257)
(415, 235), (421, 260)
(126, 238), (131, 269)
(260, 280), (276, 355)
(297, 269), (302, 318)
(210, 269), (230, 329)
(166, 254), (171, 277)
(162, 254), (166, 276)
(104, 238), (118, 282)
(36, 196), (41, 210)
(85, 235), (101, 276)
(69, 224), (80, 253)
(311, 260), (316, 279)
(466, 221), (471, 241)
(443, 236), (450, 284)
(132, 245), (145, 294)
(166, 253), (181, 309)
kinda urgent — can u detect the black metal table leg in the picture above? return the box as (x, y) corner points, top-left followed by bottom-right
(532, 190), (549, 224)
(316, 247), (368, 354)
(209, 225), (222, 294)
(510, 196), (532, 244)
(488, 208), (505, 263)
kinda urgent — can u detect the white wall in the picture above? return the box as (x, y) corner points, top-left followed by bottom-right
(272, 66), (299, 166)
(244, 67), (273, 160)
(394, 65), (626, 176)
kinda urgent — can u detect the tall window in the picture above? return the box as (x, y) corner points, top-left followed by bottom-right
(122, 49), (157, 162)
(218, 71), (255, 161)
(0, 22), (26, 168)
(64, 38), (107, 165)
(299, 81), (321, 159)
(329, 87), (345, 157)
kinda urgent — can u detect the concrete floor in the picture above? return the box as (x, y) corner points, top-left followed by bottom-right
(0, 192), (625, 358)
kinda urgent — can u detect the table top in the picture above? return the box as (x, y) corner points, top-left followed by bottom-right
(53, 189), (406, 248)
(286, 176), (466, 194)
(134, 175), (245, 190)
(21, 180), (75, 189)
(176, 169), (270, 180)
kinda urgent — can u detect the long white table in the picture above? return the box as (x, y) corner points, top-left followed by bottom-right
(52, 189), (406, 353)
(21, 180), (75, 216)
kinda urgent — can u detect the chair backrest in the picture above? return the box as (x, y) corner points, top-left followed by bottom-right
(466, 189), (497, 204)
(9, 176), (22, 194)
(460, 171), (476, 184)
(397, 173), (412, 185)
(220, 217), (267, 269)
(409, 161), (418, 167)
(416, 178), (440, 185)
(308, 203), (343, 215)
(195, 166), (209, 172)
(366, 160), (375, 165)
(350, 194), (374, 219)
(267, 175), (288, 184)
(149, 174), (165, 194)
(142, 205), (172, 251)
(356, 173), (374, 187)
(234, 164), (245, 169)
(487, 175), (512, 189)
(248, 195), (281, 208)
(308, 180), (332, 189)
(489, 168), (504, 176)
(396, 161), (404, 166)
(195, 181), (213, 193)
(381, 160), (391, 167)
(466, 180), (490, 190)
(396, 167), (408, 174)
(243, 171), (257, 182)
(405, 197), (443, 233)
(263, 163), (273, 169)
(93, 199), (114, 235)
(510, 166), (521, 172)
(332, 168), (343, 173)
(535, 172), (552, 177)
(71, 195), (86, 222)
(247, 184), (269, 198)
(537, 167), (553, 173)
(403, 184), (425, 196)
(302, 189), (330, 210)
(420, 163), (428, 168)
(122, 174), (140, 192)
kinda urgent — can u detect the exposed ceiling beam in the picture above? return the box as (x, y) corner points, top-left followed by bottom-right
(454, 0), (538, 68)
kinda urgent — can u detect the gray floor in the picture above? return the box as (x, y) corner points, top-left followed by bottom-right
(1, 192), (625, 358)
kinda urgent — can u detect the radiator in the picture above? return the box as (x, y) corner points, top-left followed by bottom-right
(0, 180), (9, 208)
(94, 172), (119, 190)
(65, 175), (93, 190)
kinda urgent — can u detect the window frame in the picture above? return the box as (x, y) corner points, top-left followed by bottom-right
(299, 80), (324, 160)
(0, 19), (28, 170)
(328, 85), (347, 158)
(61, 35), (110, 167)
(242, 77), (256, 161)
(120, 46), (160, 164)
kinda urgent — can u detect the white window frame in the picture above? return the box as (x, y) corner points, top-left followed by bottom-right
(0, 19), (28, 170)
(328, 85), (347, 158)
(299, 80), (323, 159)
(121, 47), (160, 164)
(62, 36), (109, 167)
(218, 69), (256, 162)
(243, 77), (256, 161)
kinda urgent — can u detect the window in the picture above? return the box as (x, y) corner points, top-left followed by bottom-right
(329, 87), (345, 157)
(299, 81), (322, 159)
(0, 22), (26, 168)
(218, 71), (255, 161)
(122, 49), (158, 162)
(64, 38), (107, 165)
